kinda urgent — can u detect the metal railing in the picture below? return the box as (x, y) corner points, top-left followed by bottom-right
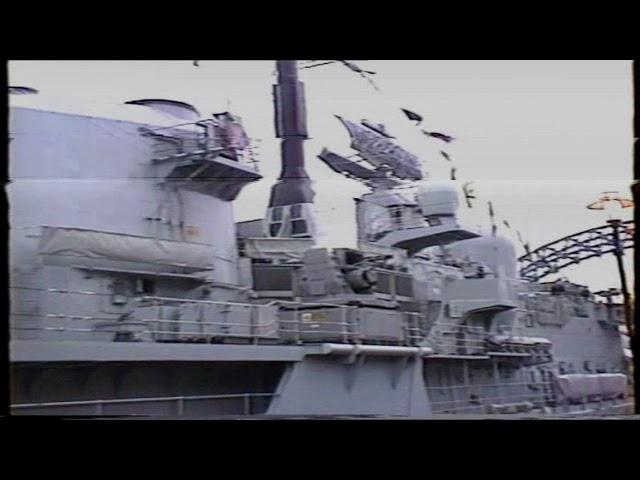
(429, 322), (488, 356)
(11, 392), (277, 416)
(14, 289), (520, 352)
(12, 290), (442, 346)
(430, 393), (551, 413)
(426, 378), (554, 414)
(145, 128), (259, 170)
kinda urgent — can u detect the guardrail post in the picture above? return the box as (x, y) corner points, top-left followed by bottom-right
(342, 307), (348, 343)
(177, 397), (185, 416)
(243, 394), (250, 415)
(295, 306), (301, 345)
(492, 358), (502, 404)
(390, 273), (397, 302)
(96, 400), (103, 416)
(250, 306), (257, 345)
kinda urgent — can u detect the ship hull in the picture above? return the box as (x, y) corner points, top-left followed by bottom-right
(10, 340), (632, 417)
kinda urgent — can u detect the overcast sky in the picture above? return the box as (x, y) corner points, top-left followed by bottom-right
(8, 60), (634, 293)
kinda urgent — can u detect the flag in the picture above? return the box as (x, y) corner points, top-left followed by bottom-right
(193, 60), (199, 67)
(516, 230), (524, 244)
(488, 202), (496, 235)
(338, 61), (380, 91)
(9, 86), (38, 95)
(421, 130), (455, 143)
(503, 220), (510, 228)
(300, 61), (337, 69)
(440, 151), (452, 161)
(401, 108), (423, 124)
(339, 60), (376, 75)
(450, 167), (457, 181)
(462, 182), (475, 208)
(524, 243), (531, 256)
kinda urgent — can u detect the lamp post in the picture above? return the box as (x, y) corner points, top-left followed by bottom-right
(587, 191), (636, 412)
(587, 192), (634, 337)
(610, 218), (633, 338)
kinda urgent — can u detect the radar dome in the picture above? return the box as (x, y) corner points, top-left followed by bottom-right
(415, 182), (459, 217)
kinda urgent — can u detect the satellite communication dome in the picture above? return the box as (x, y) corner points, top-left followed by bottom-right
(415, 182), (460, 217)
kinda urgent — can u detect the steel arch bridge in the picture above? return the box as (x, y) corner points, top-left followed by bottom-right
(518, 220), (634, 282)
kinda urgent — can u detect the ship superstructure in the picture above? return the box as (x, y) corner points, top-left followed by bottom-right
(8, 61), (631, 417)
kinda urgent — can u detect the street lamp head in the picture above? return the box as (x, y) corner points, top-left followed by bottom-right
(586, 191), (634, 222)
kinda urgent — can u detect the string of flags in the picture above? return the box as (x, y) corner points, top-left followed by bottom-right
(322, 64), (532, 250)
(488, 202), (497, 236)
(300, 61), (338, 70)
(401, 108), (423, 125)
(330, 62), (535, 256)
(338, 60), (380, 92)
(440, 151), (452, 162)
(399, 105), (532, 253)
(517, 230), (531, 254)
(190, 60), (533, 256)
(339, 60), (376, 76)
(307, 62), (535, 257)
(462, 182), (476, 209)
(301, 60), (380, 91)
(420, 130), (455, 143)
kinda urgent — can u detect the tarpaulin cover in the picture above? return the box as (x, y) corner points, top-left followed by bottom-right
(38, 226), (215, 270)
(490, 335), (552, 346)
(177, 302), (278, 337)
(241, 237), (314, 260)
(597, 374), (627, 399)
(553, 373), (626, 402)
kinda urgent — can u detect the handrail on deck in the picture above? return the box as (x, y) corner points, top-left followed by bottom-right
(11, 392), (278, 416)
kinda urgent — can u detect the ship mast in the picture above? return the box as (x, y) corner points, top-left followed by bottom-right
(265, 60), (316, 239)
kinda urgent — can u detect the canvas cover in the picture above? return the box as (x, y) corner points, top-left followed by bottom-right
(38, 226), (215, 270)
(553, 373), (626, 402)
(241, 237), (314, 261)
(490, 335), (552, 346)
(597, 374), (627, 399)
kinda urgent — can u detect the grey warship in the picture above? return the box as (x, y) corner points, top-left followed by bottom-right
(8, 60), (632, 417)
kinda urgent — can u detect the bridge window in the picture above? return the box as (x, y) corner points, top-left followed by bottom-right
(269, 223), (283, 237)
(271, 207), (283, 221)
(290, 205), (302, 218)
(291, 220), (308, 235)
(289, 204), (310, 237)
(267, 204), (311, 237)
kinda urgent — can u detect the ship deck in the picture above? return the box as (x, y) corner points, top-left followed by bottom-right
(10, 340), (308, 363)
